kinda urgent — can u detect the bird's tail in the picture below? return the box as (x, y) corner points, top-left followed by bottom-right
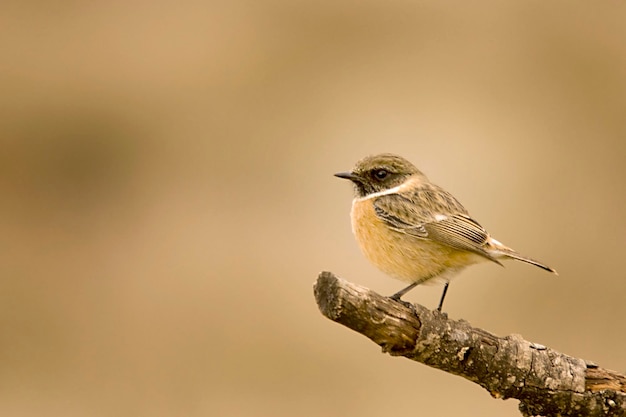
(487, 238), (558, 275)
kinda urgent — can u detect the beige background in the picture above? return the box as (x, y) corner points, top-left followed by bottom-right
(1, 2), (625, 416)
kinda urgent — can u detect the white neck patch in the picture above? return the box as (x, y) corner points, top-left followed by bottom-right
(354, 176), (421, 202)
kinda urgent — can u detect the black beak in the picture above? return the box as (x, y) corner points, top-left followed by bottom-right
(334, 171), (359, 181)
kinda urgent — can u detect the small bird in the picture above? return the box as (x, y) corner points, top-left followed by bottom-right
(335, 153), (557, 311)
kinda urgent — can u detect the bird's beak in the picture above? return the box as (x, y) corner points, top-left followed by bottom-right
(334, 171), (359, 181)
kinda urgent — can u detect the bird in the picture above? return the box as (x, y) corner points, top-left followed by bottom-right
(335, 153), (557, 311)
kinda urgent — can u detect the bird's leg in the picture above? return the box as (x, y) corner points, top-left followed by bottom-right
(390, 282), (419, 301)
(437, 282), (450, 312)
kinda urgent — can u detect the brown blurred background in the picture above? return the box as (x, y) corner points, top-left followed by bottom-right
(1, 1), (625, 416)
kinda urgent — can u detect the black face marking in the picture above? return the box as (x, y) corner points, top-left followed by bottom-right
(368, 167), (400, 186)
(373, 169), (388, 180)
(338, 154), (428, 198)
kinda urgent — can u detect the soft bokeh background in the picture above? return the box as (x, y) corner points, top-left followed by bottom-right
(1, 2), (625, 416)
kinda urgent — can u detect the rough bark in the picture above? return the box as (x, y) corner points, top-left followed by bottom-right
(314, 271), (626, 417)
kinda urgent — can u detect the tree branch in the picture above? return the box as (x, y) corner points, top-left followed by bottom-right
(314, 271), (626, 417)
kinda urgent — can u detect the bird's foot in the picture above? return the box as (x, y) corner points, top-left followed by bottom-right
(389, 294), (414, 310)
(389, 292), (403, 301)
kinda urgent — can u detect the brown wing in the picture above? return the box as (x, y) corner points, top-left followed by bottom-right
(373, 185), (502, 264)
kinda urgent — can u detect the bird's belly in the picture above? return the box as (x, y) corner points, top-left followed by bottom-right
(351, 199), (484, 284)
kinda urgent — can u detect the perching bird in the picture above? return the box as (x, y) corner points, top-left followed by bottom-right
(335, 153), (557, 311)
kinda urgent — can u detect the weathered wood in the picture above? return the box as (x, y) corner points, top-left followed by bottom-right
(314, 271), (626, 417)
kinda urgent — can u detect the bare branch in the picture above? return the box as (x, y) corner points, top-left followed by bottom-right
(314, 271), (626, 417)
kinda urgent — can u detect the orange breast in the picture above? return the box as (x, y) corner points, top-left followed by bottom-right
(350, 198), (483, 284)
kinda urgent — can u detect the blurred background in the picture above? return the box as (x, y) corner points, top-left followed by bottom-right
(1, 1), (625, 416)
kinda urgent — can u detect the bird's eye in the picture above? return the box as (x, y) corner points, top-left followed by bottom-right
(373, 169), (388, 180)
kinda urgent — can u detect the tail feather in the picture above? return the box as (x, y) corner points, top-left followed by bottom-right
(487, 238), (558, 275)
(499, 250), (558, 275)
